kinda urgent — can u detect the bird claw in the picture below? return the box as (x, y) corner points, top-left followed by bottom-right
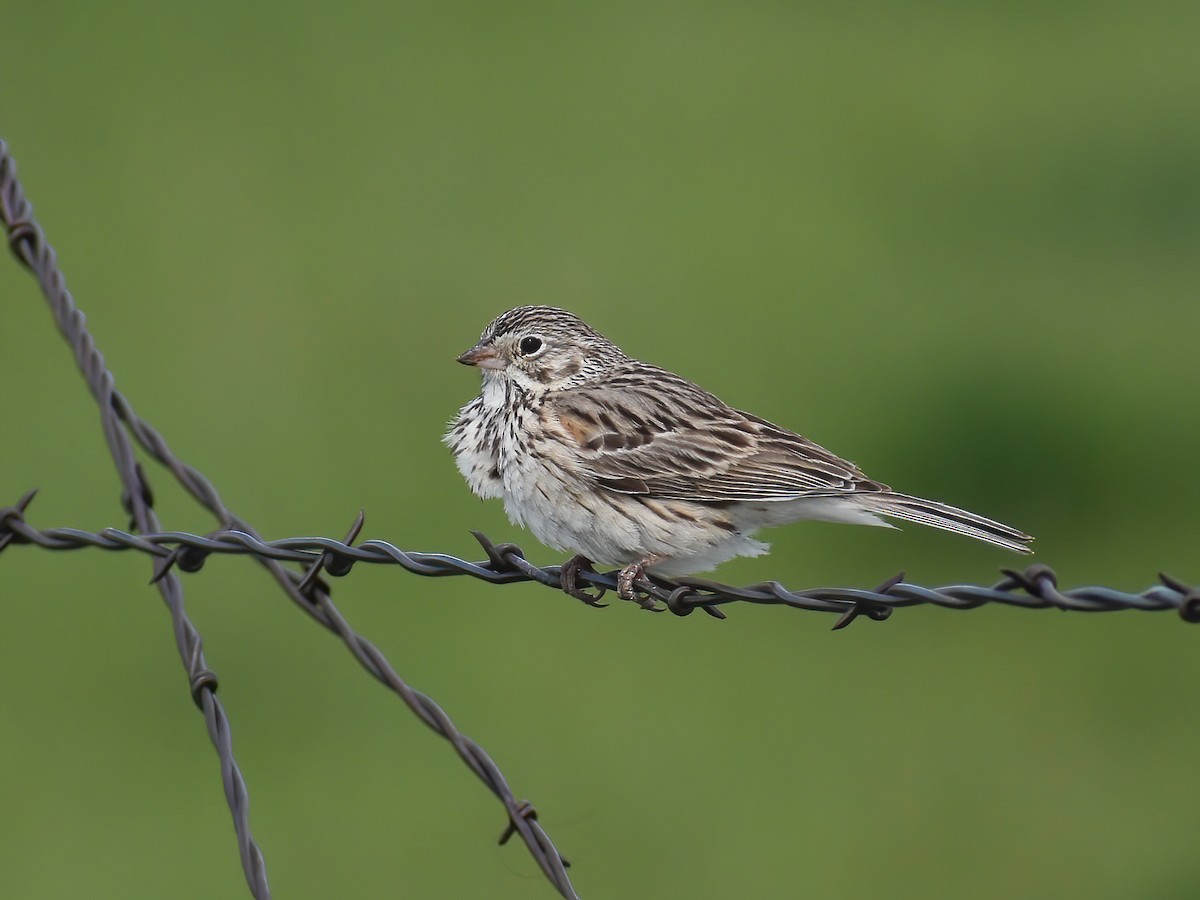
(561, 555), (661, 611)
(617, 562), (661, 610)
(560, 555), (607, 606)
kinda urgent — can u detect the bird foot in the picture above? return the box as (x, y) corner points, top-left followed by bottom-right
(617, 560), (661, 610)
(560, 555), (607, 606)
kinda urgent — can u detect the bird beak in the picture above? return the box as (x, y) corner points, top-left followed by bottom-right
(456, 344), (506, 371)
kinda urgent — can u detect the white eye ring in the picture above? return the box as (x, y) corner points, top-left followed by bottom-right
(518, 336), (545, 356)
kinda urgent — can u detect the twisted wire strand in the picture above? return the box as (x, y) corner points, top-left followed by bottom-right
(1, 509), (1197, 625)
(0, 140), (577, 899)
(2, 142), (270, 898)
(4, 134), (1197, 899)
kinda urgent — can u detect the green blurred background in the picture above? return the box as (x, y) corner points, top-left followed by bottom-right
(3, 3), (1198, 898)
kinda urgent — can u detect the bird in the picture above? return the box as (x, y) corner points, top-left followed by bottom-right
(445, 306), (1032, 604)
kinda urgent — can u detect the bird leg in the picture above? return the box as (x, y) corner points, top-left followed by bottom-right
(559, 554), (607, 606)
(617, 557), (663, 609)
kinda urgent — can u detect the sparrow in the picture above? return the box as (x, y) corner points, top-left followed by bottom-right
(446, 306), (1032, 603)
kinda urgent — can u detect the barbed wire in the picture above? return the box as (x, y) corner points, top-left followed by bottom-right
(2, 503), (1197, 629)
(4, 136), (1198, 900)
(1, 140), (576, 898)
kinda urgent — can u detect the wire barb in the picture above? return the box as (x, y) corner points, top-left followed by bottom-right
(3, 134), (1196, 900)
(5, 510), (1198, 626)
(1, 139), (577, 900)
(0, 487), (38, 551)
(1160, 572), (1200, 623)
(297, 510), (365, 598)
(831, 572), (902, 631)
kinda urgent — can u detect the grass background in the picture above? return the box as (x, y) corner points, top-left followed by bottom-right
(2, 3), (1198, 897)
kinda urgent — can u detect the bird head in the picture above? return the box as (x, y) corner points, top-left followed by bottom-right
(456, 306), (619, 392)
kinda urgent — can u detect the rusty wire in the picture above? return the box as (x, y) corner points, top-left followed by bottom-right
(1, 139), (576, 899)
(2, 507), (1198, 628)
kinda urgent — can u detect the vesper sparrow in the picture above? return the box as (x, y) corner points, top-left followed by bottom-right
(446, 306), (1032, 603)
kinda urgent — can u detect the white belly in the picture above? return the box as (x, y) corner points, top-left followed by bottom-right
(451, 377), (773, 574)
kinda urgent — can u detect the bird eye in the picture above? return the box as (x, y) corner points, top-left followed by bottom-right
(518, 336), (544, 355)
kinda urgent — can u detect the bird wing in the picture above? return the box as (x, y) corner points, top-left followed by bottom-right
(546, 365), (888, 502)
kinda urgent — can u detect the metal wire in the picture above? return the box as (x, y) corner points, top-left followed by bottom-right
(4, 135), (1197, 900)
(1, 139), (577, 899)
(1, 507), (1197, 628)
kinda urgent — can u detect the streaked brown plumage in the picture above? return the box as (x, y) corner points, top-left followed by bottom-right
(446, 306), (1032, 602)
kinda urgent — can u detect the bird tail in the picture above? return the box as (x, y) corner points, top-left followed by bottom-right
(855, 492), (1033, 554)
